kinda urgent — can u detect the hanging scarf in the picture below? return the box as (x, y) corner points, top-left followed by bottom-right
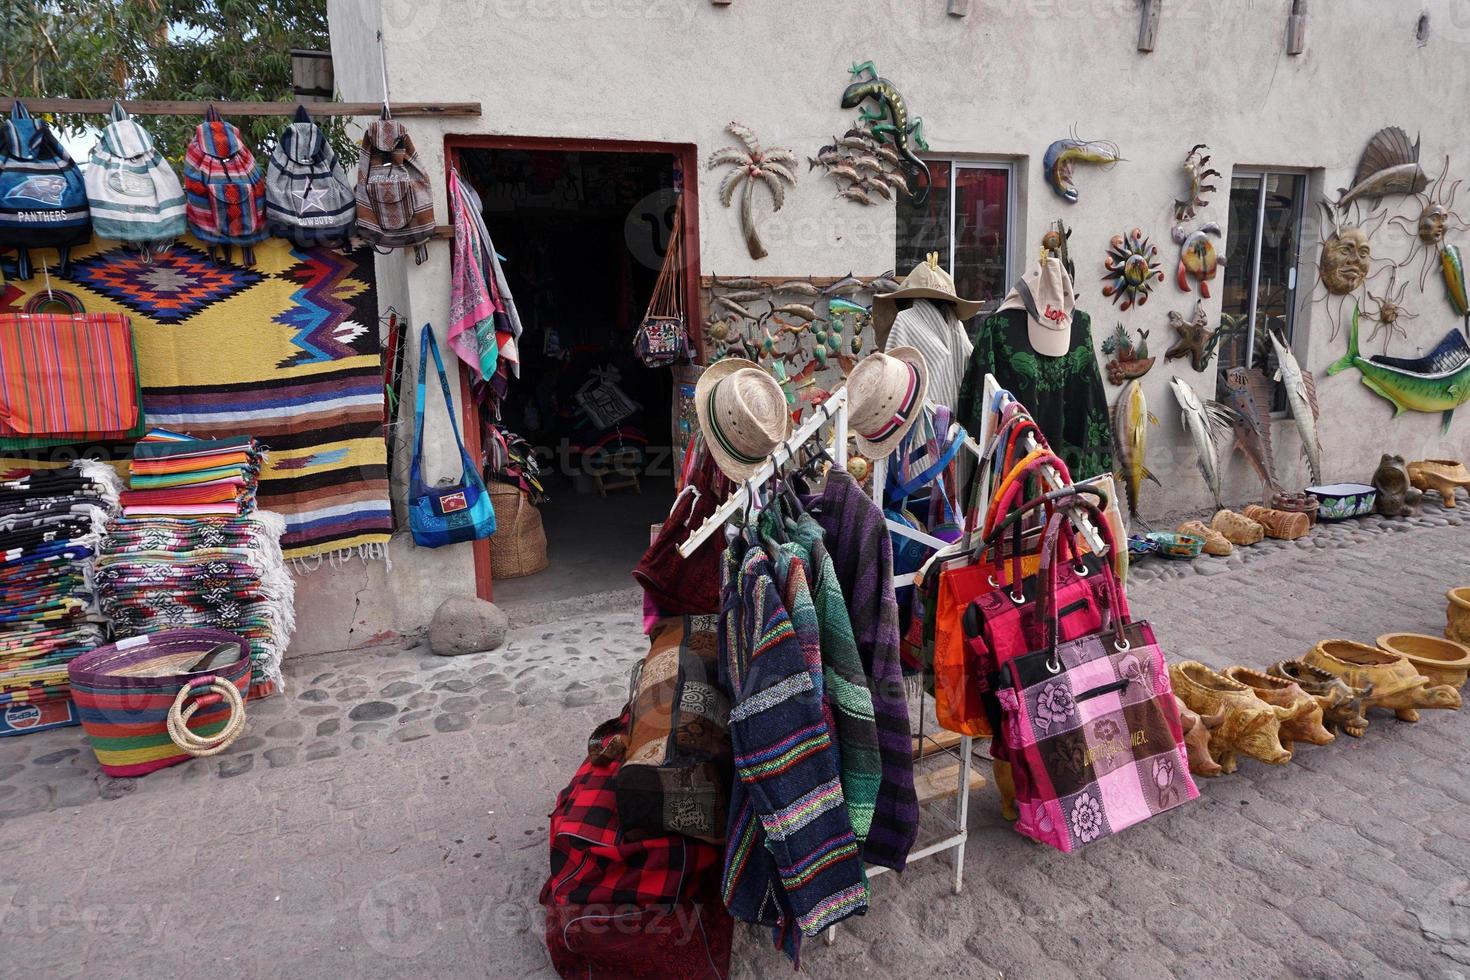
(447, 171), (500, 380)
(461, 177), (524, 379)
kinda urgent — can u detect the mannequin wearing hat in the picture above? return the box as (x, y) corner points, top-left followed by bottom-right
(957, 255), (1114, 478)
(872, 254), (982, 411)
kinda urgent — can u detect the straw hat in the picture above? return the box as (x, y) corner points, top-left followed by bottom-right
(872, 252), (985, 337)
(694, 358), (792, 481)
(998, 257), (1075, 358)
(848, 346), (928, 459)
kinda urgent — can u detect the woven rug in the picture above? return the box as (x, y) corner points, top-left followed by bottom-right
(0, 237), (389, 560)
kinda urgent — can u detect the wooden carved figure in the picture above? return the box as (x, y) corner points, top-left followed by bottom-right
(1222, 666), (1335, 750)
(1174, 695), (1224, 777)
(1372, 453), (1423, 517)
(1269, 659), (1371, 737)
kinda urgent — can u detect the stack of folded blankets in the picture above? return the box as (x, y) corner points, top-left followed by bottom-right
(119, 430), (263, 518)
(94, 430), (293, 700)
(0, 463), (119, 735)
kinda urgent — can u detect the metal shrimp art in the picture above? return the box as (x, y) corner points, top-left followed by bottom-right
(1364, 268), (1419, 352)
(1173, 222), (1223, 297)
(1102, 228), (1165, 311)
(707, 122), (798, 260)
(1174, 144), (1222, 222)
(1044, 131), (1122, 204)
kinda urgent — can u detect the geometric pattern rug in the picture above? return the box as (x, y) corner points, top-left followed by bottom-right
(0, 236), (391, 560)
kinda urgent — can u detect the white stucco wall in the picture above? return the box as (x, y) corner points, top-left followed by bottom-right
(306, 0), (1470, 651)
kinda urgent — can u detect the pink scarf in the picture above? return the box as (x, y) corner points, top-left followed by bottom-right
(447, 171), (499, 380)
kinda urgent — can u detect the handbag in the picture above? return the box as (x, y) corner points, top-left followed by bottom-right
(632, 193), (691, 368)
(409, 323), (497, 547)
(990, 500), (1198, 851)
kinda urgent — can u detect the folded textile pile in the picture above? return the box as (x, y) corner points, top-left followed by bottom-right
(119, 429), (263, 518)
(0, 463), (119, 734)
(95, 511), (294, 700)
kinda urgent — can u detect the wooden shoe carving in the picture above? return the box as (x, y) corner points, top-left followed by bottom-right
(1223, 665), (1335, 748)
(1305, 639), (1461, 722)
(1269, 659), (1370, 737)
(1169, 660), (1293, 773)
(1174, 695), (1224, 777)
(1408, 458), (1470, 508)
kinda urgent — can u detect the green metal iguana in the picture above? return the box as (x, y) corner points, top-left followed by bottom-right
(840, 61), (931, 201)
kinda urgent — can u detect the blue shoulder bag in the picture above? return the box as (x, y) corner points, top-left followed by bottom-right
(409, 323), (497, 547)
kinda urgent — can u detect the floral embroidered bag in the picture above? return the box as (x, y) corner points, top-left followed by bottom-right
(990, 499), (1197, 852)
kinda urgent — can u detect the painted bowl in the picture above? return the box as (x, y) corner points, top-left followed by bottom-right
(1145, 531), (1204, 560)
(1305, 483), (1377, 521)
(1447, 587), (1470, 646)
(1377, 633), (1470, 688)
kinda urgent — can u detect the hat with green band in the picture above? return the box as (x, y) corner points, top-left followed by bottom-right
(694, 357), (792, 481)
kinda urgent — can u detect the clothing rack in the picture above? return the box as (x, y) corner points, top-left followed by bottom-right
(676, 387), (849, 558)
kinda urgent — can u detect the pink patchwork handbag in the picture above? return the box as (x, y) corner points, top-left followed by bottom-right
(991, 501), (1197, 851)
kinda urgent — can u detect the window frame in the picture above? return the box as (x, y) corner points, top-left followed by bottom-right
(902, 157), (1019, 309)
(1228, 166), (1310, 373)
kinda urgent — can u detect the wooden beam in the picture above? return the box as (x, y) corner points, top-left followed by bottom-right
(0, 98), (480, 117)
(947, 0), (971, 15)
(1286, 0), (1308, 55)
(1137, 0), (1162, 52)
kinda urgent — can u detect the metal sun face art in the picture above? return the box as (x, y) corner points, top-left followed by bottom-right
(1172, 222), (1223, 297)
(707, 122), (798, 261)
(1307, 201), (1389, 340)
(1102, 228), (1165, 311)
(1365, 267), (1419, 353)
(1388, 155), (1470, 310)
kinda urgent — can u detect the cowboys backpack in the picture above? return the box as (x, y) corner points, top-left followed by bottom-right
(265, 106), (355, 247)
(182, 106), (266, 263)
(85, 102), (187, 250)
(354, 116), (434, 263)
(0, 101), (90, 279)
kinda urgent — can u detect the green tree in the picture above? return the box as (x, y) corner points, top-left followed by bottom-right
(1, 0), (340, 163)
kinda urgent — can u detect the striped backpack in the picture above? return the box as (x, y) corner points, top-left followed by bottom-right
(182, 106), (266, 263)
(354, 117), (434, 263)
(0, 101), (90, 279)
(85, 102), (186, 253)
(265, 106), (355, 248)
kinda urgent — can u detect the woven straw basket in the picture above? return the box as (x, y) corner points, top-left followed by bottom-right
(489, 481), (549, 579)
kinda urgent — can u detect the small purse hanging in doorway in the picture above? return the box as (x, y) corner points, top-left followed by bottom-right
(633, 192), (692, 368)
(409, 323), (497, 548)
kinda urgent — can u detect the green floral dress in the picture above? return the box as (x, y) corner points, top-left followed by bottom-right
(958, 308), (1114, 479)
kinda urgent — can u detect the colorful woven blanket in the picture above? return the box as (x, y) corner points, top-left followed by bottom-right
(0, 237), (390, 560)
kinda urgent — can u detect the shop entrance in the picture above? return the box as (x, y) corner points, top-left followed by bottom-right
(449, 138), (700, 610)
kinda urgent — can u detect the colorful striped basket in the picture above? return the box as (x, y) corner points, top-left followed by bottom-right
(67, 628), (250, 777)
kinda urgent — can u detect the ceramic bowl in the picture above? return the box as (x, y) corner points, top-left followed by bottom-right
(1305, 483), (1377, 521)
(1377, 632), (1470, 688)
(1447, 587), (1470, 646)
(1145, 531), (1204, 560)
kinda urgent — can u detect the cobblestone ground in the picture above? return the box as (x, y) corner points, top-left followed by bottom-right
(2, 501), (1469, 979)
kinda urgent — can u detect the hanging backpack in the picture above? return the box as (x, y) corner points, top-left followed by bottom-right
(85, 102), (187, 253)
(265, 105), (355, 248)
(0, 101), (90, 279)
(182, 106), (266, 263)
(354, 115), (434, 264)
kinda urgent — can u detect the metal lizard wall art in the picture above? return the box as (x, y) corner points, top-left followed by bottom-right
(839, 62), (931, 203)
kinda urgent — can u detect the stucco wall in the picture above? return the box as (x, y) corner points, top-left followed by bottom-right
(307, 0), (1470, 652)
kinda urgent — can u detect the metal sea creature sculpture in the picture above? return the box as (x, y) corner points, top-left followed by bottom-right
(1442, 243), (1469, 317)
(1268, 324), (1324, 485)
(1337, 127), (1428, 211)
(1044, 133), (1122, 204)
(1170, 376), (1236, 511)
(813, 127), (914, 205)
(1326, 304), (1470, 433)
(840, 62), (931, 202)
(1174, 144), (1222, 222)
(1164, 300), (1221, 371)
(1173, 222), (1223, 297)
(1100, 322), (1154, 384)
(1112, 378), (1160, 521)
(1220, 367), (1280, 494)
(1388, 156), (1468, 292)
(1102, 228), (1165, 311)
(707, 122), (798, 260)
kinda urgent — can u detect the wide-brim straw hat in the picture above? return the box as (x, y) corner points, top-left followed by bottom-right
(848, 346), (929, 459)
(694, 358), (793, 482)
(872, 253), (985, 337)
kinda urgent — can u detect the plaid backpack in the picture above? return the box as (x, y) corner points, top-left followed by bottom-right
(0, 101), (90, 279)
(265, 106), (355, 248)
(354, 116), (434, 263)
(182, 106), (266, 263)
(85, 102), (186, 252)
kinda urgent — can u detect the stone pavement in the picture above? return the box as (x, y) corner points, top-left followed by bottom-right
(2, 501), (1469, 978)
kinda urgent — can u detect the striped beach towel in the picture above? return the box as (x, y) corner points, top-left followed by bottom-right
(0, 312), (141, 444)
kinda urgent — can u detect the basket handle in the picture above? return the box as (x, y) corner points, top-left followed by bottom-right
(167, 675), (247, 757)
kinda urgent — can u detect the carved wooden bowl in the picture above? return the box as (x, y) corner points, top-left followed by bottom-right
(1377, 632), (1470, 688)
(1447, 587), (1470, 646)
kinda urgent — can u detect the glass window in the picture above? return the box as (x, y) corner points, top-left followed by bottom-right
(896, 162), (1014, 311)
(1218, 171), (1307, 410)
